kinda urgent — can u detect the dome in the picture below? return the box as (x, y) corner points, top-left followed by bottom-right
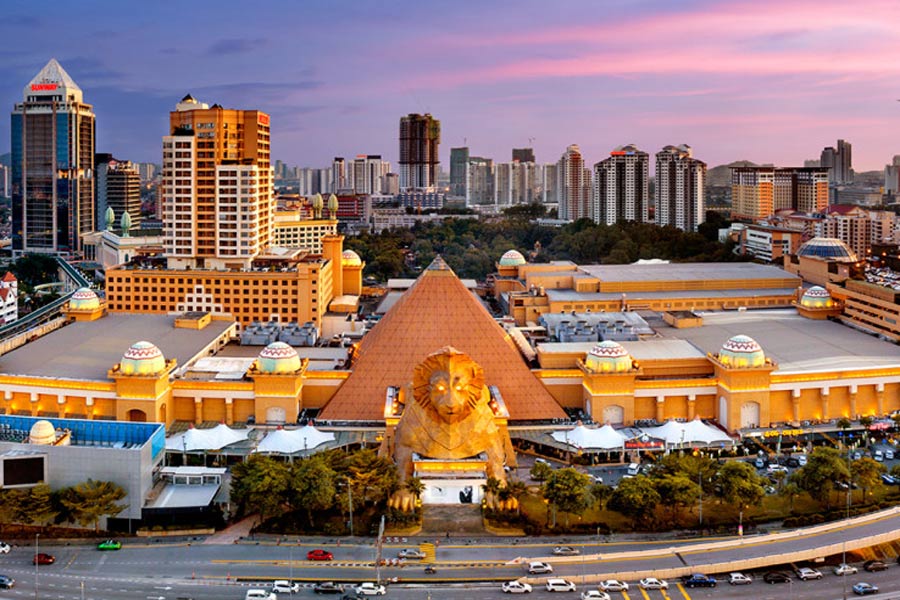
(29, 420), (57, 445)
(342, 250), (362, 267)
(119, 341), (167, 376)
(800, 286), (833, 309)
(69, 287), (100, 311)
(797, 237), (858, 262)
(585, 340), (633, 373)
(257, 342), (301, 374)
(499, 249), (526, 267)
(718, 334), (766, 368)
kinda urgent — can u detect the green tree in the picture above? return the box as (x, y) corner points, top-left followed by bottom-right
(23, 483), (58, 527)
(716, 461), (765, 516)
(589, 483), (613, 511)
(859, 416), (874, 448)
(506, 479), (528, 515)
(59, 479), (127, 531)
(346, 449), (398, 506)
(290, 456), (336, 527)
(891, 464), (900, 479)
(0, 488), (29, 525)
(608, 475), (661, 528)
(850, 457), (885, 502)
(655, 474), (700, 522)
(794, 447), (850, 509)
(230, 455), (290, 521)
(404, 477), (425, 502)
(541, 468), (593, 527)
(836, 418), (852, 449)
(530, 461), (552, 482)
(781, 482), (801, 512)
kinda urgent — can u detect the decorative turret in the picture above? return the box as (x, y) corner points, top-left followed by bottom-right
(105, 206), (115, 231)
(795, 285), (842, 320)
(63, 287), (105, 321)
(257, 342), (302, 374)
(584, 341), (635, 373)
(717, 335), (766, 368)
(119, 341), (167, 376)
(120, 211), (132, 238)
(327, 194), (339, 219)
(311, 193), (324, 219)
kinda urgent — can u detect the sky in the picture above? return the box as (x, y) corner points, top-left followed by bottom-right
(2, 0), (900, 171)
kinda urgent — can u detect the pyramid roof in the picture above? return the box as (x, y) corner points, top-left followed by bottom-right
(24, 59), (82, 100)
(2, 272), (16, 283)
(319, 257), (566, 421)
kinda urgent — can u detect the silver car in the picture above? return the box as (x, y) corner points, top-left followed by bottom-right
(397, 548), (425, 559)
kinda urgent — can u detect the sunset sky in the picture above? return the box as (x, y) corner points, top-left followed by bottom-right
(2, 0), (900, 171)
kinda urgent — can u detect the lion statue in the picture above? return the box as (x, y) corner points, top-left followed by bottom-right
(383, 346), (516, 512)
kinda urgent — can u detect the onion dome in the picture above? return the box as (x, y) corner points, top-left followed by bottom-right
(800, 286), (833, 309)
(257, 341), (301, 374)
(69, 287), (100, 311)
(499, 249), (526, 267)
(585, 340), (633, 373)
(327, 194), (339, 212)
(718, 334), (766, 368)
(29, 420), (57, 445)
(342, 249), (362, 267)
(119, 341), (167, 376)
(797, 237), (858, 262)
(311, 193), (324, 210)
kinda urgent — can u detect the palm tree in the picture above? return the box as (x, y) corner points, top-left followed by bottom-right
(506, 480), (528, 515)
(836, 417), (852, 450)
(481, 476), (503, 509)
(859, 416), (874, 448)
(404, 477), (425, 506)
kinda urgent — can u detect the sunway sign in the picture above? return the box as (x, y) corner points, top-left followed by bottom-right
(31, 83), (58, 91)
(258, 114), (270, 125)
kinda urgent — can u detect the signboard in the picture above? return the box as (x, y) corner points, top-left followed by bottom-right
(625, 436), (665, 450)
(31, 83), (58, 91)
(258, 114), (270, 125)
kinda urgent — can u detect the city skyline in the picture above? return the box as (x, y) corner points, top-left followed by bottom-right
(2, 0), (900, 170)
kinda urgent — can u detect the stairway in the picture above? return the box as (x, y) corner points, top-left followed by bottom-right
(419, 505), (486, 536)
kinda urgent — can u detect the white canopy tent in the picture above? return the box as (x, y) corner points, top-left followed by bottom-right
(640, 418), (733, 447)
(254, 425), (336, 455)
(165, 423), (249, 452)
(551, 424), (627, 450)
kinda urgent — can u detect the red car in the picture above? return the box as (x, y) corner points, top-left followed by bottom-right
(33, 553), (55, 565)
(307, 549), (333, 561)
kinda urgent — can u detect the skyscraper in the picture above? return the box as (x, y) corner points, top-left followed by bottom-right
(332, 157), (347, 192)
(348, 155), (391, 195)
(465, 156), (494, 206)
(95, 154), (142, 231)
(556, 145), (591, 221)
(398, 113), (440, 190)
(655, 145), (707, 231)
(449, 146), (469, 197)
(512, 147), (535, 163)
(11, 59), (95, 255)
(821, 139), (852, 184)
(731, 166), (828, 219)
(593, 144), (649, 225)
(162, 94), (272, 269)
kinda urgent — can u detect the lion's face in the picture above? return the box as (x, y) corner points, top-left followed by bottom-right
(413, 347), (485, 424)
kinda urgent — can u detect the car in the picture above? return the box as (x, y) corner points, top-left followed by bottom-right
(786, 457), (800, 468)
(245, 591), (276, 600)
(853, 582), (879, 596)
(535, 458), (552, 466)
(423, 565), (437, 575)
(552, 546), (581, 556)
(527, 561), (553, 574)
(682, 574), (717, 588)
(307, 549), (334, 561)
(874, 450), (884, 462)
(626, 463), (640, 476)
(354, 583), (386, 596)
(501, 581), (533, 594)
(0, 576), (14, 589)
(835, 481), (850, 491)
(0, 543), (9, 554)
(598, 580), (629, 592)
(851, 451), (862, 460)
(580, 592), (610, 600)
(545, 578), (576, 592)
(96, 539), (121, 551)
(729, 572), (752, 585)
(886, 449), (895, 460)
(797, 454), (808, 466)
(313, 582), (343, 594)
(881, 474), (897, 485)
(767, 464), (789, 474)
(755, 457), (767, 468)
(591, 475), (603, 484)
(834, 563), (858, 576)
(863, 560), (888, 572)
(639, 578), (668, 590)
(764, 571), (792, 584)
(32, 553), (55, 565)
(397, 548), (425, 559)
(796, 567), (823, 580)
(273, 581), (301, 594)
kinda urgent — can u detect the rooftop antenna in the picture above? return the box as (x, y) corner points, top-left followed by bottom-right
(528, 137), (535, 146)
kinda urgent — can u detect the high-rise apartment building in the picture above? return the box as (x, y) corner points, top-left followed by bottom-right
(885, 156), (900, 195)
(557, 145), (591, 221)
(494, 161), (540, 207)
(542, 163), (558, 206)
(0, 164), (9, 198)
(348, 155), (390, 195)
(465, 156), (494, 205)
(449, 147), (469, 197)
(331, 157), (347, 192)
(96, 154), (142, 231)
(162, 94), (272, 270)
(593, 144), (649, 225)
(821, 139), (852, 184)
(655, 144), (706, 231)
(512, 148), (535, 163)
(10, 59), (95, 255)
(731, 166), (828, 219)
(399, 113), (440, 190)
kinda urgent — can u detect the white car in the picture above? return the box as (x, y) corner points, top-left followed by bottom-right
(272, 580), (300, 594)
(546, 578), (576, 592)
(581, 591), (611, 600)
(834, 563), (858, 576)
(245, 591), (276, 600)
(639, 578), (669, 590)
(599, 580), (629, 592)
(397, 548), (425, 559)
(886, 449), (895, 460)
(552, 546), (581, 556)
(355, 582), (387, 596)
(527, 561), (553, 574)
(767, 464), (789, 473)
(502, 581), (533, 594)
(729, 572), (752, 585)
(0, 543), (9, 554)
(796, 567), (823, 580)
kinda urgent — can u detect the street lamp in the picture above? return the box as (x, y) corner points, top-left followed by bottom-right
(34, 533), (39, 600)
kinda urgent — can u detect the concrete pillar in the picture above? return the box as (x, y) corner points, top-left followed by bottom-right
(57, 396), (66, 418)
(30, 393), (38, 417)
(687, 395), (696, 420)
(792, 389), (801, 424)
(655, 396), (665, 423)
(194, 397), (203, 425)
(86, 397), (94, 420)
(877, 383), (885, 416)
(849, 384), (858, 419)
(225, 398), (234, 425)
(821, 387), (830, 419)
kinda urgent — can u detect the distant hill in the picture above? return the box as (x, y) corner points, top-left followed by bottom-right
(707, 161), (760, 187)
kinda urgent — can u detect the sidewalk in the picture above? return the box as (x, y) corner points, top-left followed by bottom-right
(203, 514), (259, 544)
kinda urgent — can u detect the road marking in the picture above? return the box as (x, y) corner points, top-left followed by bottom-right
(639, 587), (651, 600)
(675, 583), (691, 599)
(622, 592), (631, 600)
